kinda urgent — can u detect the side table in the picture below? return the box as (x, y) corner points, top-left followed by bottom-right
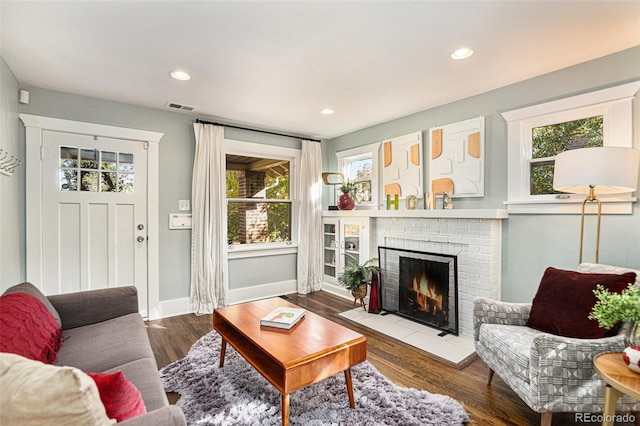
(594, 352), (640, 426)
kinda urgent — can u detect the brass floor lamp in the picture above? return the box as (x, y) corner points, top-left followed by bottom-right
(553, 147), (640, 263)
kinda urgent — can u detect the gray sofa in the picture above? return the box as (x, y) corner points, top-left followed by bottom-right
(3, 282), (186, 426)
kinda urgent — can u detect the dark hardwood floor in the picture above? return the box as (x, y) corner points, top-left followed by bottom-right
(145, 291), (636, 425)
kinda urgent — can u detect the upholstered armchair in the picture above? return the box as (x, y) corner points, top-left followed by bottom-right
(474, 263), (640, 426)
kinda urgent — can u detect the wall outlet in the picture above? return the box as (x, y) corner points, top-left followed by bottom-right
(178, 200), (190, 211)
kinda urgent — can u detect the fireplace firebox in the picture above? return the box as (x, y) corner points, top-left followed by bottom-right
(378, 246), (458, 336)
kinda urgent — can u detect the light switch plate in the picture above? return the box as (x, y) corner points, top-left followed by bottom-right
(178, 200), (190, 211)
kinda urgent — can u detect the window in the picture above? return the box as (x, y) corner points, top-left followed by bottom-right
(59, 146), (134, 192)
(225, 140), (299, 250)
(336, 142), (380, 208)
(502, 81), (639, 214)
(529, 116), (603, 195)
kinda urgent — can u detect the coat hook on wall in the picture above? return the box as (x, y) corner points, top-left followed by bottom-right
(0, 149), (21, 177)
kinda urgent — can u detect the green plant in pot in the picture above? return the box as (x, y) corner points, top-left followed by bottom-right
(338, 256), (379, 309)
(339, 181), (354, 194)
(589, 283), (640, 372)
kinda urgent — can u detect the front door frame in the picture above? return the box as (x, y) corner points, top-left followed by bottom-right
(20, 114), (163, 319)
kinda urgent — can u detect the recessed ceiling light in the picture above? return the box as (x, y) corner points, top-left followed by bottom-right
(170, 70), (191, 81)
(451, 48), (474, 60)
(320, 108), (335, 115)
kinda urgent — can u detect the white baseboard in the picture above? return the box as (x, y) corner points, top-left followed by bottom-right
(151, 279), (298, 320)
(229, 280), (297, 305)
(149, 297), (191, 320)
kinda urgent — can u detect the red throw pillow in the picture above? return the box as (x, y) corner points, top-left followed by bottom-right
(0, 292), (63, 363)
(527, 267), (636, 339)
(87, 371), (147, 422)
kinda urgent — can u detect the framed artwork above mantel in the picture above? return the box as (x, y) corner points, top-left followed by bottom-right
(429, 117), (485, 198)
(382, 131), (423, 199)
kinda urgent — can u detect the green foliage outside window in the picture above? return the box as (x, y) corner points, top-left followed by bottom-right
(226, 171), (240, 243)
(530, 116), (603, 195)
(226, 170), (290, 245)
(265, 176), (290, 242)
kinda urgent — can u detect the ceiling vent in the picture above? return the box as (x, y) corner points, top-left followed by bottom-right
(166, 102), (196, 112)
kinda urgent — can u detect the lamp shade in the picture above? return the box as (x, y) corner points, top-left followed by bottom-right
(553, 147), (640, 195)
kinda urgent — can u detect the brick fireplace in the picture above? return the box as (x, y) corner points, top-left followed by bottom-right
(372, 214), (503, 336)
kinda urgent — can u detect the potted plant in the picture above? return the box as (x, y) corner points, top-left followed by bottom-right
(337, 181), (355, 210)
(338, 256), (379, 309)
(589, 283), (640, 372)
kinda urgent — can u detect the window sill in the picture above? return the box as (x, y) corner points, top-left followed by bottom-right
(504, 197), (636, 214)
(227, 243), (298, 259)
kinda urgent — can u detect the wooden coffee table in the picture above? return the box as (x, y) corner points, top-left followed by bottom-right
(213, 297), (367, 426)
(594, 352), (640, 426)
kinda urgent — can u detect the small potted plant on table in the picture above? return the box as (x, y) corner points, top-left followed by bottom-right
(589, 283), (640, 372)
(338, 256), (379, 310)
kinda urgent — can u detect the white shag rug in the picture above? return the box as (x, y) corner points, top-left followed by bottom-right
(160, 330), (469, 426)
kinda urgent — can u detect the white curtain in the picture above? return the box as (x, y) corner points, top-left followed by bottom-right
(190, 123), (228, 314)
(297, 140), (324, 294)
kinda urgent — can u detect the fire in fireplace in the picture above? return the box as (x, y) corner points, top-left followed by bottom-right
(379, 246), (458, 336)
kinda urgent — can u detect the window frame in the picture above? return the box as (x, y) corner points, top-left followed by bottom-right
(336, 142), (381, 210)
(502, 81), (639, 214)
(224, 139), (300, 257)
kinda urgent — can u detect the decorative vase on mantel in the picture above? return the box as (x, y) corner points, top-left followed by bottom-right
(337, 191), (355, 210)
(622, 320), (640, 373)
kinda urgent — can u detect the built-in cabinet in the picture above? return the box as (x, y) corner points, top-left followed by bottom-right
(323, 217), (370, 284)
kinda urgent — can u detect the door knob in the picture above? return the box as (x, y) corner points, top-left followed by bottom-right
(137, 236), (145, 242)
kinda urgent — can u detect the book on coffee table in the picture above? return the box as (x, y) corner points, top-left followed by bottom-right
(260, 306), (306, 329)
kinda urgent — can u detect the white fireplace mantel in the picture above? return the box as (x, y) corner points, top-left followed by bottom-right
(322, 208), (506, 336)
(323, 209), (508, 220)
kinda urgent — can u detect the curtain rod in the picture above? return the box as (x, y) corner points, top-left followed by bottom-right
(195, 119), (321, 143)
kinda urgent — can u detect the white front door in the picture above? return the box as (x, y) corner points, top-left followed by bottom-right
(39, 131), (149, 315)
(22, 115), (163, 319)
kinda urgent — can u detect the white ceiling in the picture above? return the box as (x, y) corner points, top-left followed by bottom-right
(1, 1), (639, 139)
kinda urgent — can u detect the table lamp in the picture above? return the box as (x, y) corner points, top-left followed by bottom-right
(553, 146), (640, 263)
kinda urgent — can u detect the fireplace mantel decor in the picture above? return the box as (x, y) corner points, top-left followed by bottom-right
(378, 246), (459, 336)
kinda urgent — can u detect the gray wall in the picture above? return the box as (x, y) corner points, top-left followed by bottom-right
(0, 76), (303, 299)
(2, 47), (639, 304)
(0, 57), (24, 287)
(328, 47), (640, 302)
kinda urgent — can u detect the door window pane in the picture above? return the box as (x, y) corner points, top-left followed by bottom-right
(100, 172), (117, 192)
(60, 147), (78, 168)
(80, 171), (98, 191)
(118, 153), (134, 172)
(101, 151), (117, 170)
(60, 170), (78, 191)
(118, 173), (134, 193)
(81, 149), (98, 169)
(58, 146), (135, 193)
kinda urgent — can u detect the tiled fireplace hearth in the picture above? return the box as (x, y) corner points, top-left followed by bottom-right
(325, 210), (507, 336)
